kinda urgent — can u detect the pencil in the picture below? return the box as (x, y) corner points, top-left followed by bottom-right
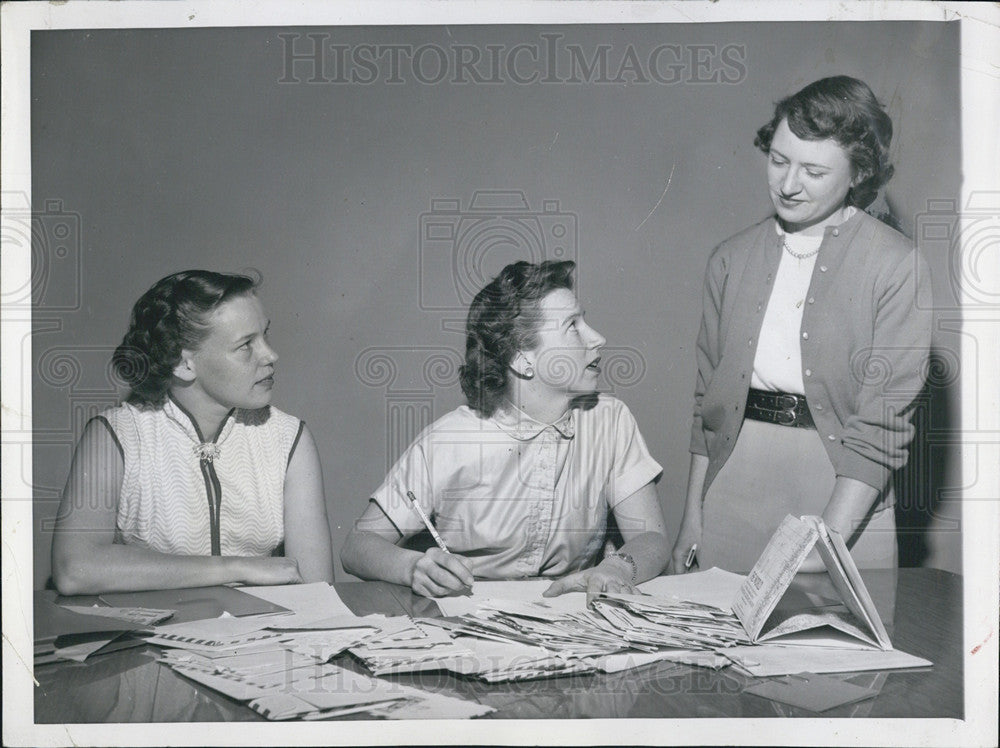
(684, 544), (698, 570)
(405, 491), (450, 554)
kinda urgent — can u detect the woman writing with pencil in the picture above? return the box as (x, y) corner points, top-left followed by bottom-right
(341, 260), (670, 598)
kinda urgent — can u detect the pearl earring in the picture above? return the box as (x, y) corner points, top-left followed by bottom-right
(524, 365), (534, 379)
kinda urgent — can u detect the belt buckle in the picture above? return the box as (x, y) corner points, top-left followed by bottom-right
(775, 408), (797, 426)
(775, 393), (799, 410)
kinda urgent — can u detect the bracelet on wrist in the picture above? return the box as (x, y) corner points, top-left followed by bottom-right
(605, 551), (638, 585)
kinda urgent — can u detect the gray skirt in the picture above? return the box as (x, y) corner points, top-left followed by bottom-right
(700, 419), (897, 573)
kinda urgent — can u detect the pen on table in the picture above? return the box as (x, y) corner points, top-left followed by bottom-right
(684, 544), (698, 570)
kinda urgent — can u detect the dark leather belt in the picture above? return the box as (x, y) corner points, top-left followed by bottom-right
(745, 388), (815, 428)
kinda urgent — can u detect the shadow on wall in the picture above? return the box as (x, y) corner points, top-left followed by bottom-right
(894, 348), (961, 570)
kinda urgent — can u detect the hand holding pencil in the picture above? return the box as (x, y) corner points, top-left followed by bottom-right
(405, 491), (474, 598)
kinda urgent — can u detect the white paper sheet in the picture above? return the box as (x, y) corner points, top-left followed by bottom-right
(435, 579), (586, 616)
(637, 567), (748, 611)
(239, 582), (355, 617)
(588, 649), (729, 672)
(720, 643), (932, 676)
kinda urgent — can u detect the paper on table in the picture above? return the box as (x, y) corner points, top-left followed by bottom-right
(434, 579), (586, 617)
(99, 586), (286, 619)
(732, 517), (817, 637)
(53, 634), (127, 662)
(60, 605), (175, 627)
(152, 614), (272, 641)
(750, 627), (875, 650)
(239, 582), (354, 617)
(364, 687), (495, 719)
(756, 609), (880, 648)
(589, 649), (729, 673)
(721, 643), (932, 677)
(637, 567), (748, 612)
(161, 646), (323, 678)
(146, 614), (286, 651)
(266, 613), (383, 630)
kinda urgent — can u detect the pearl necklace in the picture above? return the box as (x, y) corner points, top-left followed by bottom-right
(782, 236), (820, 260)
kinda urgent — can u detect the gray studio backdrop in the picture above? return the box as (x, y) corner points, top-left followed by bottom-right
(29, 22), (962, 585)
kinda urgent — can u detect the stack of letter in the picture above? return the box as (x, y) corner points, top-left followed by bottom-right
(145, 583), (494, 719)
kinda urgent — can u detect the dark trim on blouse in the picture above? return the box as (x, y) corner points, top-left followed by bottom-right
(166, 391), (235, 442)
(90, 415), (125, 464)
(287, 420), (306, 469)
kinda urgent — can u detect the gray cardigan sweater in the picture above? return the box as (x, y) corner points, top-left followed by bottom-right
(690, 209), (933, 499)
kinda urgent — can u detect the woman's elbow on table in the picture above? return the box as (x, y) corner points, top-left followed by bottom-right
(51, 541), (103, 596)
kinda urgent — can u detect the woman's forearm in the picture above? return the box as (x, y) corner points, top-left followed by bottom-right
(683, 453), (709, 521)
(51, 541), (300, 596)
(821, 476), (881, 541)
(340, 529), (421, 587)
(610, 530), (670, 584)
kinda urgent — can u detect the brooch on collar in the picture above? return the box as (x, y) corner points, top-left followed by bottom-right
(193, 442), (222, 463)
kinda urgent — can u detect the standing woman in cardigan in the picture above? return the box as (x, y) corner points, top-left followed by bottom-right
(670, 76), (932, 573)
(51, 270), (334, 593)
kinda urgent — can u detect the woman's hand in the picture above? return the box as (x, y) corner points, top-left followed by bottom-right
(668, 453), (709, 575)
(409, 548), (474, 598)
(668, 520), (702, 575)
(543, 557), (637, 605)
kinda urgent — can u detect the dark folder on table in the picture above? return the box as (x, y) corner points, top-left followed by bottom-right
(36, 586), (287, 664)
(35, 591), (147, 663)
(99, 585), (288, 622)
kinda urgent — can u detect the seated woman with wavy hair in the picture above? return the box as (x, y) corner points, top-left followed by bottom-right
(51, 270), (334, 594)
(341, 260), (669, 599)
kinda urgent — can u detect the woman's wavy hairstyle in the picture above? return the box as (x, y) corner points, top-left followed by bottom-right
(112, 270), (258, 407)
(459, 260), (575, 417)
(754, 76), (894, 209)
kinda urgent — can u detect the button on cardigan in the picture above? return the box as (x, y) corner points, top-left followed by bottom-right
(690, 210), (933, 498)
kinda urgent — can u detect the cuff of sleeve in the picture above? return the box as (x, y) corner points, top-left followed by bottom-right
(371, 492), (421, 538)
(608, 457), (663, 508)
(689, 419), (707, 455)
(833, 449), (891, 493)
(689, 434), (708, 456)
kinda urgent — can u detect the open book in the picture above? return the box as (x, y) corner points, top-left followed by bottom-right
(731, 515), (892, 650)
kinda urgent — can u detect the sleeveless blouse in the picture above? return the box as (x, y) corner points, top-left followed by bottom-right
(99, 397), (303, 557)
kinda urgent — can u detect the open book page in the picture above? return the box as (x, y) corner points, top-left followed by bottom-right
(810, 519), (892, 649)
(732, 514), (818, 638)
